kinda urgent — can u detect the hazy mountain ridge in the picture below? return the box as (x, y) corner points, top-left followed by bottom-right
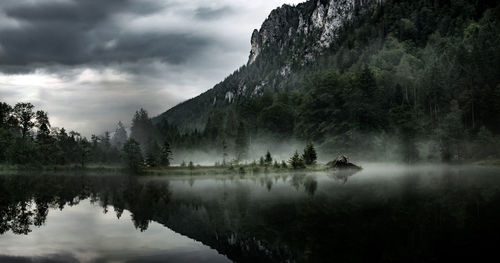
(154, 0), (382, 130)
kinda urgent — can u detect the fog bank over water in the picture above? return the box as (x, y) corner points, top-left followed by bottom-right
(169, 135), (453, 166)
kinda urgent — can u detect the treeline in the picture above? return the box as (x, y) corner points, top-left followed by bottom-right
(0, 102), (122, 167)
(0, 102), (176, 171)
(131, 107), (252, 162)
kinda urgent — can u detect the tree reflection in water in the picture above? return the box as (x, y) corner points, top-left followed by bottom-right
(0, 175), (171, 235)
(1, 167), (500, 263)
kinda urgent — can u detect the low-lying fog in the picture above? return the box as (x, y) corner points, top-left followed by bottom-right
(168, 138), (453, 166)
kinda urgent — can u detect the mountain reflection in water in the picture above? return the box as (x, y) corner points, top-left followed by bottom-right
(1, 164), (500, 262)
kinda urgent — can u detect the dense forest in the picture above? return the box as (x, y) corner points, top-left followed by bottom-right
(0, 102), (178, 171)
(0, 102), (120, 167)
(154, 0), (500, 162)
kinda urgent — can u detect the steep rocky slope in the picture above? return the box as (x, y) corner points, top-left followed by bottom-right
(153, 0), (383, 130)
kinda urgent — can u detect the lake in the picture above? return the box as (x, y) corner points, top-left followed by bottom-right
(1, 164), (500, 262)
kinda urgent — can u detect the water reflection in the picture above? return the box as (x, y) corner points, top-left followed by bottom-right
(1, 165), (500, 262)
(330, 169), (360, 184)
(0, 200), (231, 263)
(0, 175), (171, 235)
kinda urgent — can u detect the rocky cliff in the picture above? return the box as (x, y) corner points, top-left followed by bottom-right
(154, 0), (382, 130)
(249, 0), (383, 65)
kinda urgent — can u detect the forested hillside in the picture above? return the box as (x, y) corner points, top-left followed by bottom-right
(151, 0), (500, 162)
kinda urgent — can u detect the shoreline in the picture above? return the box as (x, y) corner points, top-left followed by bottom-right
(1, 160), (499, 176)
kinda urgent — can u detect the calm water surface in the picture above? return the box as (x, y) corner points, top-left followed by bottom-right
(1, 164), (500, 262)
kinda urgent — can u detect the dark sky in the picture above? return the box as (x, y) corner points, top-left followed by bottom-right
(0, 0), (304, 136)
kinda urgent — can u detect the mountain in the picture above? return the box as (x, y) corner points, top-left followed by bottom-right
(152, 0), (500, 161)
(154, 0), (384, 130)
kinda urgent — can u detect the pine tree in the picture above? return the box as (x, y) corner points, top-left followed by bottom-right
(35, 110), (54, 164)
(289, 151), (305, 169)
(123, 138), (144, 173)
(145, 140), (160, 167)
(160, 141), (173, 167)
(35, 110), (50, 139)
(265, 151), (273, 166)
(130, 108), (155, 147)
(78, 138), (91, 168)
(302, 142), (317, 165)
(112, 121), (128, 149)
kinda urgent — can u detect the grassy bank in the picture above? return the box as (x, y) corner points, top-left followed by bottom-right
(475, 159), (500, 166)
(145, 164), (329, 176)
(0, 163), (330, 176)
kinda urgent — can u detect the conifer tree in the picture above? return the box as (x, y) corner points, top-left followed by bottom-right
(145, 140), (160, 167)
(123, 138), (144, 173)
(130, 108), (156, 147)
(289, 151), (305, 169)
(160, 141), (173, 167)
(35, 110), (54, 164)
(302, 142), (317, 165)
(78, 138), (91, 168)
(35, 110), (50, 139)
(112, 121), (128, 149)
(265, 151), (273, 166)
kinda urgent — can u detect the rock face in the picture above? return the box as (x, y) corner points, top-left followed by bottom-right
(248, 0), (382, 65)
(248, 29), (261, 65)
(154, 0), (382, 130)
(328, 155), (362, 169)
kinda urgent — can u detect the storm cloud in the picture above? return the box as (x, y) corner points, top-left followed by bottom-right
(0, 0), (305, 135)
(0, 0), (211, 69)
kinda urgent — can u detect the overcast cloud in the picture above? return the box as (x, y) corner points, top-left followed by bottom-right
(0, 0), (305, 136)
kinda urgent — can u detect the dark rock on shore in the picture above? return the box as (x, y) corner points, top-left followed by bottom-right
(328, 155), (362, 170)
